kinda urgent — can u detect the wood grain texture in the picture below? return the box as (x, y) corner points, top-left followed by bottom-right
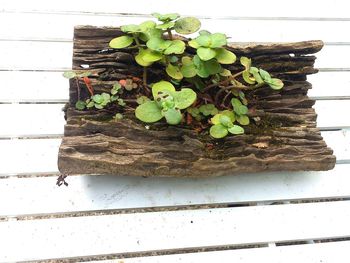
(58, 26), (336, 177)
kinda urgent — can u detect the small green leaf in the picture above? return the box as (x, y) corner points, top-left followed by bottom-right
(166, 64), (183, 80)
(63, 71), (76, 79)
(109, 36), (134, 49)
(215, 48), (236, 64)
(221, 110), (235, 122)
(199, 30), (211, 35)
(173, 88), (197, 109)
(196, 35), (211, 47)
(174, 17), (201, 34)
(180, 58), (197, 78)
(156, 21), (175, 30)
(249, 67), (264, 84)
(75, 100), (86, 110)
(219, 69), (232, 77)
(187, 107), (201, 119)
(204, 59), (222, 75)
(139, 20), (156, 31)
(219, 115), (233, 127)
(135, 49), (153, 66)
(259, 69), (271, 81)
(243, 71), (256, 84)
(228, 125), (244, 135)
(267, 78), (284, 90)
(210, 124), (228, 139)
(117, 98), (126, 106)
(240, 57), (251, 69)
(92, 94), (104, 104)
(111, 83), (121, 95)
(197, 47), (216, 61)
(231, 98), (248, 115)
(236, 115), (250, 125)
(164, 40), (185, 55)
(210, 33), (227, 48)
(152, 81), (176, 99)
(146, 38), (172, 52)
(188, 39), (200, 49)
(211, 114), (222, 125)
(95, 104), (104, 109)
(101, 93), (111, 105)
(152, 13), (179, 22)
(121, 24), (140, 33)
(136, 96), (150, 105)
(162, 108), (182, 125)
(135, 101), (163, 123)
(86, 100), (94, 108)
(199, 104), (218, 116)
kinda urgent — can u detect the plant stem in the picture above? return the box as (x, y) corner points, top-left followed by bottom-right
(167, 29), (173, 40)
(133, 34), (141, 48)
(143, 67), (147, 86)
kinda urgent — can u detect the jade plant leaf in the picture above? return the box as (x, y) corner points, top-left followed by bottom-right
(135, 101), (163, 123)
(163, 40), (186, 55)
(173, 88), (197, 109)
(210, 124), (228, 138)
(166, 64), (183, 80)
(174, 17), (201, 34)
(162, 108), (182, 125)
(109, 35), (134, 49)
(152, 81), (176, 98)
(215, 48), (236, 64)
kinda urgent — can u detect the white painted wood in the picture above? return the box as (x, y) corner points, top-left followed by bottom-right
(1, 0), (349, 19)
(0, 71), (349, 102)
(1, 164), (350, 217)
(0, 100), (348, 137)
(1, 13), (350, 42)
(1, 201), (349, 262)
(0, 71), (69, 102)
(0, 129), (348, 175)
(91, 241), (350, 263)
(0, 41), (348, 71)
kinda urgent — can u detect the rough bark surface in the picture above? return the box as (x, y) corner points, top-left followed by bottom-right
(58, 26), (336, 177)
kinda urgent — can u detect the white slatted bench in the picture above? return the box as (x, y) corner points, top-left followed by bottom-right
(1, 0), (350, 262)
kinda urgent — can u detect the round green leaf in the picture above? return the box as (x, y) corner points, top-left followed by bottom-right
(95, 104), (104, 109)
(152, 13), (179, 22)
(219, 69), (232, 77)
(215, 48), (236, 64)
(166, 64), (183, 80)
(135, 49), (153, 66)
(243, 71), (256, 84)
(188, 39), (200, 49)
(180, 58), (197, 78)
(228, 125), (244, 135)
(219, 115), (233, 127)
(139, 20), (156, 31)
(137, 48), (163, 63)
(174, 17), (201, 34)
(199, 30), (211, 36)
(111, 83), (121, 95)
(92, 94), (104, 104)
(211, 113), (222, 125)
(162, 108), (182, 125)
(114, 113), (123, 120)
(210, 124), (228, 139)
(221, 110), (235, 122)
(237, 115), (250, 125)
(109, 36), (134, 49)
(196, 35), (211, 47)
(120, 24), (140, 33)
(135, 101), (163, 123)
(63, 71), (76, 79)
(197, 47), (216, 61)
(199, 104), (218, 116)
(231, 98), (248, 115)
(164, 40), (185, 55)
(173, 88), (197, 109)
(267, 78), (284, 90)
(75, 100), (86, 110)
(152, 81), (176, 99)
(146, 38), (172, 52)
(204, 59), (222, 75)
(156, 21), (175, 30)
(210, 33), (227, 48)
(136, 96), (150, 105)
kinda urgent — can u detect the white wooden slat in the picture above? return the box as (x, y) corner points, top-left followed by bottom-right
(0, 41), (348, 71)
(1, 201), (349, 262)
(1, 163), (350, 217)
(0, 100), (348, 137)
(0, 71), (349, 103)
(0, 71), (68, 102)
(1, 0), (350, 19)
(1, 13), (350, 42)
(0, 129), (348, 175)
(91, 241), (350, 263)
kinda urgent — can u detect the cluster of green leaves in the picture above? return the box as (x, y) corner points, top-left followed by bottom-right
(135, 81), (196, 125)
(210, 110), (244, 138)
(75, 83), (125, 110)
(240, 57), (283, 90)
(187, 104), (218, 121)
(62, 71), (91, 79)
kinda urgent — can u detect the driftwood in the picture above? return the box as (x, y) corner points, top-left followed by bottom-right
(58, 26), (336, 177)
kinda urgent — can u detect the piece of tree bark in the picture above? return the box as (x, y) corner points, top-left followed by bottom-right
(58, 26), (335, 177)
